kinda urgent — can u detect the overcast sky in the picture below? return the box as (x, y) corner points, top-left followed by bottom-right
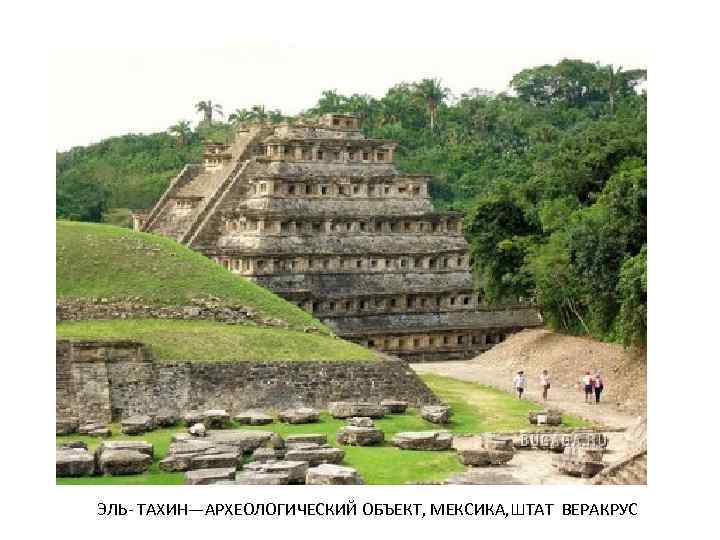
(48, 3), (649, 151)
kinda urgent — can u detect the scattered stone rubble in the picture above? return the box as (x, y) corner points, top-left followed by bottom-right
(98, 449), (152, 475)
(380, 399), (408, 413)
(121, 415), (154, 435)
(152, 410), (178, 427)
(245, 460), (308, 484)
(56, 447), (95, 477)
(285, 434), (327, 446)
(329, 401), (386, 419)
(185, 467), (237, 485)
(392, 431), (453, 451)
(56, 418), (79, 435)
(78, 421), (111, 437)
(278, 407), (320, 424)
(284, 445), (344, 467)
(555, 444), (606, 478)
(203, 409), (231, 429)
(453, 435), (515, 466)
(336, 417), (384, 446)
(421, 405), (452, 424)
(306, 464), (363, 485)
(234, 410), (273, 425)
(528, 409), (563, 426)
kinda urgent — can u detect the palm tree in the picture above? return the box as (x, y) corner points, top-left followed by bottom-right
(168, 120), (193, 146)
(413, 78), (449, 131)
(228, 108), (252, 126)
(249, 104), (268, 122)
(195, 100), (223, 125)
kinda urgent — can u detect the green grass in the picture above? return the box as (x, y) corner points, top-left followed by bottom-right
(56, 319), (378, 362)
(56, 220), (325, 333)
(57, 375), (591, 485)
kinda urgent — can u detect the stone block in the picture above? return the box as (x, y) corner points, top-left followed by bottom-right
(56, 449), (95, 477)
(184, 467), (237, 485)
(98, 449), (151, 475)
(278, 407), (320, 424)
(190, 453), (239, 470)
(245, 460), (308, 484)
(380, 400), (408, 413)
(336, 426), (384, 446)
(208, 430), (274, 453)
(306, 464), (363, 485)
(285, 434), (327, 446)
(392, 431), (453, 451)
(153, 410), (179, 427)
(328, 402), (386, 419)
(58, 441), (87, 451)
(96, 440), (154, 460)
(183, 410), (205, 425)
(56, 418), (79, 435)
(421, 405), (451, 424)
(528, 409), (562, 426)
(251, 447), (286, 462)
(234, 411), (273, 425)
(121, 415), (154, 435)
(347, 416), (374, 427)
(188, 423), (207, 437)
(203, 409), (230, 429)
(284, 447), (345, 467)
(234, 471), (290, 485)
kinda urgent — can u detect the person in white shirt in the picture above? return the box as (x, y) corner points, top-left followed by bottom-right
(513, 370), (526, 399)
(581, 371), (593, 403)
(540, 369), (550, 401)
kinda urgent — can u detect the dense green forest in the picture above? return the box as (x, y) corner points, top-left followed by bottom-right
(56, 59), (646, 346)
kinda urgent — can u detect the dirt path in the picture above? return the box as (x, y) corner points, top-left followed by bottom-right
(415, 359), (639, 430)
(412, 331), (647, 484)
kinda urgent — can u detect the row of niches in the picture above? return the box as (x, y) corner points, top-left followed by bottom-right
(264, 143), (395, 163)
(290, 291), (486, 316)
(247, 179), (428, 199)
(357, 332), (507, 351)
(213, 253), (471, 275)
(221, 216), (464, 235)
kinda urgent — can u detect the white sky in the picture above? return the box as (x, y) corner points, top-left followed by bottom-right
(48, 1), (650, 151)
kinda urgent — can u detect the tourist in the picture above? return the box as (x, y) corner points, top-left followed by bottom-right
(581, 371), (593, 403)
(540, 369), (550, 401)
(594, 371), (604, 404)
(513, 370), (526, 399)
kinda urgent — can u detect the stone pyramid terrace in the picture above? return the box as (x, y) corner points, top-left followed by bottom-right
(137, 113), (541, 361)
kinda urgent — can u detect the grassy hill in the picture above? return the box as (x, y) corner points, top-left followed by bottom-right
(56, 221), (378, 362)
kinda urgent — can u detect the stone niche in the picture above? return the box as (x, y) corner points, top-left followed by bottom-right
(56, 340), (439, 424)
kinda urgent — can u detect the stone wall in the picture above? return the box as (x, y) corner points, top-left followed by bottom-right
(56, 340), (439, 423)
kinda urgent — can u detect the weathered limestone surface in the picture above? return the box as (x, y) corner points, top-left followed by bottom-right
(285, 434), (327, 446)
(203, 409), (230, 429)
(56, 341), (439, 424)
(190, 453), (239, 470)
(185, 468), (237, 485)
(555, 444), (606, 478)
(329, 401), (386, 419)
(234, 411), (273, 425)
(528, 410), (563, 426)
(137, 115), (542, 362)
(96, 440), (154, 460)
(245, 460), (308, 484)
(121, 415), (154, 435)
(98, 449), (152, 475)
(284, 446), (345, 466)
(381, 400), (408, 413)
(306, 464), (363, 485)
(56, 448), (95, 477)
(453, 435), (515, 466)
(251, 448), (286, 462)
(278, 407), (320, 424)
(392, 431), (453, 451)
(336, 425), (384, 446)
(207, 430), (274, 453)
(421, 405), (452, 424)
(233, 471), (290, 485)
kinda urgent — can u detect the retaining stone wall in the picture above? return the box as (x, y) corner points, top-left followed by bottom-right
(56, 340), (439, 423)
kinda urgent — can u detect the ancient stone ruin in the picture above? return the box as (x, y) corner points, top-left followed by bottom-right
(138, 114), (542, 361)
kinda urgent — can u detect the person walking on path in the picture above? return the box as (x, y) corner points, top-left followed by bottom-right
(513, 370), (527, 400)
(594, 371), (604, 404)
(540, 369), (550, 401)
(581, 371), (594, 403)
